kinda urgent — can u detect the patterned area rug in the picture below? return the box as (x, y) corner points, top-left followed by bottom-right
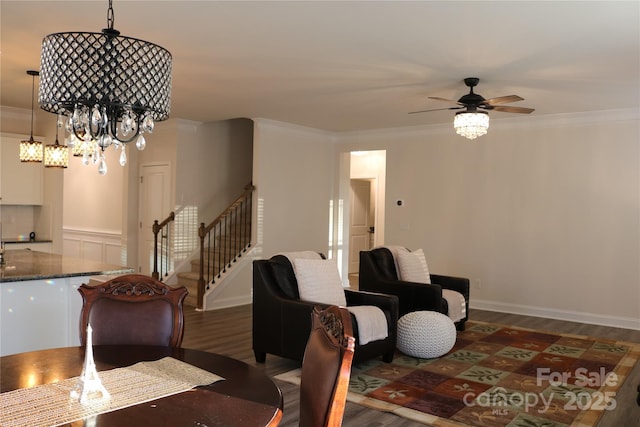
(275, 321), (640, 427)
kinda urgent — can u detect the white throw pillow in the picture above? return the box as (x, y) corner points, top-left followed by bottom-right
(396, 248), (431, 284)
(293, 258), (347, 306)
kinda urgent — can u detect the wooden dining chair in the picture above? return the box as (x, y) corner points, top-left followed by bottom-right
(299, 305), (356, 427)
(78, 274), (188, 347)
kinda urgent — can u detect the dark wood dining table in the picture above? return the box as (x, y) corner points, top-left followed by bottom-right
(0, 345), (283, 426)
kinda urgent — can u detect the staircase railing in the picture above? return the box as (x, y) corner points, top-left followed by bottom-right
(151, 183), (254, 309)
(152, 211), (175, 280)
(197, 184), (254, 308)
(151, 203), (200, 281)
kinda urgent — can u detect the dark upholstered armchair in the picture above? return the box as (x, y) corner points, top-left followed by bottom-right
(359, 247), (470, 330)
(252, 254), (398, 364)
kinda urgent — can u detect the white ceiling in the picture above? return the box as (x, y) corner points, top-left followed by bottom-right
(1, 1), (638, 132)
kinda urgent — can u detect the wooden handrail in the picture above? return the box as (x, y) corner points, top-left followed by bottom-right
(199, 185), (255, 236)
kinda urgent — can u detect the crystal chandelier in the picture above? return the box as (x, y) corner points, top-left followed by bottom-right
(38, 0), (172, 175)
(453, 111), (490, 140)
(19, 70), (44, 162)
(44, 117), (69, 168)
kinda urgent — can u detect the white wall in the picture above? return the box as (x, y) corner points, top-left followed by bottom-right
(62, 127), (129, 264)
(177, 118), (253, 219)
(252, 119), (337, 258)
(63, 144), (125, 233)
(38, 166), (64, 251)
(338, 109), (640, 329)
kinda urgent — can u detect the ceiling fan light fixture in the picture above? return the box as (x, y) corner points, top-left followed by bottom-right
(413, 77), (532, 139)
(454, 111), (489, 140)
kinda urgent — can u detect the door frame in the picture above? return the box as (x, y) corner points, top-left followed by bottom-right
(334, 150), (386, 283)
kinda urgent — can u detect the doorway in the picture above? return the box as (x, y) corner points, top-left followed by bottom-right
(347, 150), (386, 276)
(138, 162), (171, 275)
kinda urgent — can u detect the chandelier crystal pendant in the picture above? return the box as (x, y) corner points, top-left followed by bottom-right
(38, 0), (172, 175)
(453, 111), (490, 140)
(19, 70), (44, 162)
(44, 116), (69, 168)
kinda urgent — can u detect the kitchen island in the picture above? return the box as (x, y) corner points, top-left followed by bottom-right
(0, 249), (134, 356)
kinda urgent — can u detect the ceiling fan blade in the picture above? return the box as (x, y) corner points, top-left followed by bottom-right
(487, 105), (535, 114)
(408, 106), (464, 114)
(428, 96), (463, 105)
(483, 95), (524, 105)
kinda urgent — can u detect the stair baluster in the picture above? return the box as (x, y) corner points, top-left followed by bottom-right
(152, 211), (175, 281)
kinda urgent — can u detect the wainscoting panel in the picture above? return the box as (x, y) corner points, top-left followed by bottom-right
(62, 228), (126, 266)
(104, 243), (125, 266)
(63, 238), (82, 259)
(82, 239), (104, 262)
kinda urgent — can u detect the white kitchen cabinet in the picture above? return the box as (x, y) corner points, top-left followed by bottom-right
(0, 133), (44, 205)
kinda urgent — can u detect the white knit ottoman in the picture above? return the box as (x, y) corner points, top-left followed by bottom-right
(397, 311), (457, 359)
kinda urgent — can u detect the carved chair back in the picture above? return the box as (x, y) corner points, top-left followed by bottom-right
(299, 305), (355, 427)
(78, 274), (188, 347)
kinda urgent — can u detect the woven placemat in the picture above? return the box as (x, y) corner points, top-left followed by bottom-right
(0, 357), (224, 427)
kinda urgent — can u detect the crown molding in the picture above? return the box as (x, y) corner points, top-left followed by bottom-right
(174, 118), (201, 133)
(0, 105), (31, 121)
(253, 117), (338, 141)
(489, 107), (639, 131)
(153, 118), (201, 137)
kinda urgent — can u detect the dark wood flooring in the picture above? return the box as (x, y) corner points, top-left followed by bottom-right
(181, 301), (640, 427)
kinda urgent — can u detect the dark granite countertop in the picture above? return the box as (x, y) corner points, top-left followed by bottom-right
(2, 239), (53, 244)
(0, 249), (134, 282)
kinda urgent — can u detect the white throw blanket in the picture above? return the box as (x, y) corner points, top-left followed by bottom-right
(346, 305), (388, 345)
(442, 289), (466, 322)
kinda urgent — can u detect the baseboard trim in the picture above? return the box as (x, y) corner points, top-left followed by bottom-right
(205, 294), (253, 311)
(470, 299), (640, 331)
(202, 246), (258, 310)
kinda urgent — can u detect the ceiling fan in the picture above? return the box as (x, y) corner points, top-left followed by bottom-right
(409, 77), (535, 116)
(409, 77), (534, 139)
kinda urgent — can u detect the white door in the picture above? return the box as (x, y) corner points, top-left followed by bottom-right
(138, 163), (171, 275)
(349, 179), (372, 274)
